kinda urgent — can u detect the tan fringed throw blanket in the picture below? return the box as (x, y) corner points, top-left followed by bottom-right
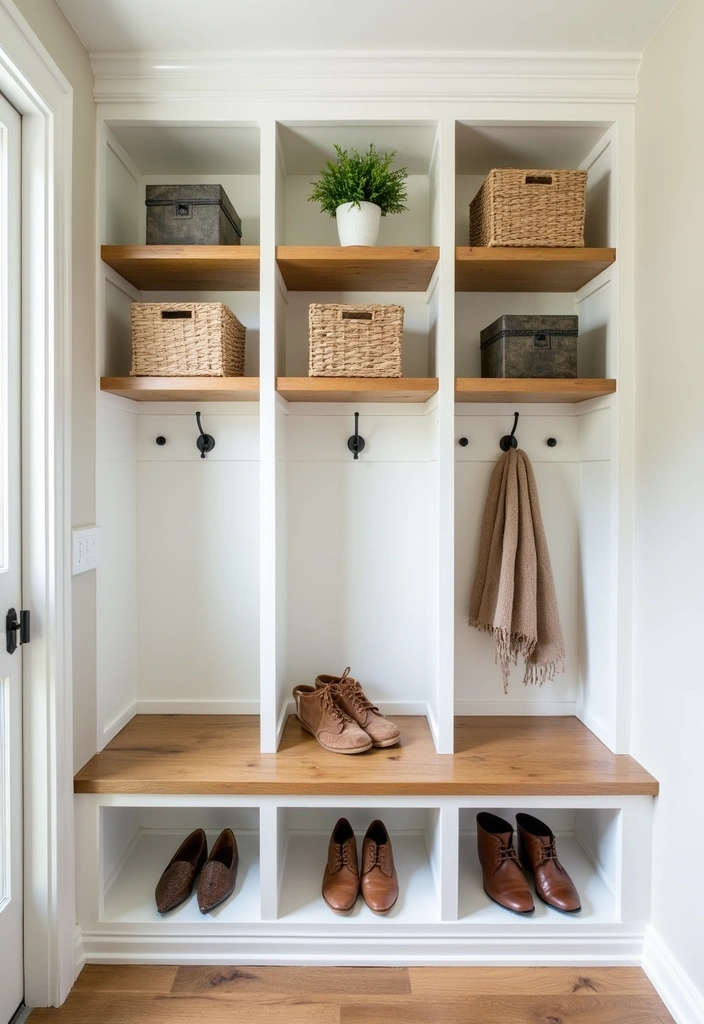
(468, 447), (565, 692)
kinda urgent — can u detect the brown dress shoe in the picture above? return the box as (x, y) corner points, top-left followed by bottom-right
(197, 828), (239, 913)
(361, 819), (399, 914)
(322, 817), (360, 914)
(315, 668), (401, 748)
(155, 828), (208, 913)
(476, 812), (534, 914)
(516, 813), (581, 913)
(293, 682), (372, 754)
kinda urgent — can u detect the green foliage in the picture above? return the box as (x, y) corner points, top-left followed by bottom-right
(308, 144), (409, 217)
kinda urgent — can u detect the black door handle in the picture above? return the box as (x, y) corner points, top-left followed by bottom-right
(6, 608), (30, 654)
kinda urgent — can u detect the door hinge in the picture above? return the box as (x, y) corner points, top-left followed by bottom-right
(5, 608), (30, 654)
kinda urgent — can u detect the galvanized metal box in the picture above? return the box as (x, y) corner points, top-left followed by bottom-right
(145, 184), (242, 245)
(480, 314), (578, 378)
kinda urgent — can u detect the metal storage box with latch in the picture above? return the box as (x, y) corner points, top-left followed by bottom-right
(145, 184), (242, 245)
(479, 314), (578, 378)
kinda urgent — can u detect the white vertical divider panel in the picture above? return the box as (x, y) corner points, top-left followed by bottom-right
(617, 797), (652, 924)
(259, 118), (279, 752)
(432, 118), (457, 753)
(258, 802), (279, 921)
(438, 802), (460, 921)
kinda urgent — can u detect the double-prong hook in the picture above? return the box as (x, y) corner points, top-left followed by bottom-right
(195, 411), (215, 459)
(347, 411), (365, 460)
(499, 411), (519, 452)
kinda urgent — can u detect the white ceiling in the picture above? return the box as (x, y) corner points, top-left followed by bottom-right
(56, 0), (679, 55)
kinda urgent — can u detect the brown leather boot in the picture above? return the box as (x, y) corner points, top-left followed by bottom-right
(315, 668), (401, 748)
(476, 812), (534, 914)
(322, 817), (360, 914)
(516, 813), (581, 913)
(360, 819), (399, 913)
(293, 682), (372, 754)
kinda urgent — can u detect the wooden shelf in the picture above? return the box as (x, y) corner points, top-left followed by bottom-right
(277, 377), (438, 402)
(101, 245), (260, 291)
(100, 377), (260, 402)
(74, 715), (658, 797)
(276, 246), (439, 291)
(455, 247), (616, 292)
(455, 378), (616, 403)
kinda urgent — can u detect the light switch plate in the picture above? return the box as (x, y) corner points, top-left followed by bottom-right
(72, 526), (100, 575)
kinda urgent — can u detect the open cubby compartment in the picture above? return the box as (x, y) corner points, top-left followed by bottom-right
(277, 395), (440, 741)
(454, 398), (617, 741)
(457, 798), (653, 930)
(75, 797), (261, 929)
(273, 803), (444, 925)
(100, 122), (262, 378)
(276, 120), (440, 248)
(455, 121), (615, 379)
(95, 396), (261, 745)
(102, 122), (261, 248)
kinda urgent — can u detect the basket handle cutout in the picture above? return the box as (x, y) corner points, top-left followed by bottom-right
(525, 174), (553, 186)
(161, 310), (193, 319)
(341, 310), (373, 320)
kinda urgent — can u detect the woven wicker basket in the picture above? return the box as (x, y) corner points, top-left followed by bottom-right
(130, 302), (245, 376)
(469, 168), (587, 247)
(309, 303), (403, 378)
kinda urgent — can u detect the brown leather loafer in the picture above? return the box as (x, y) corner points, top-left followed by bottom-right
(197, 828), (239, 913)
(315, 668), (401, 748)
(293, 682), (372, 754)
(155, 828), (208, 913)
(516, 812), (581, 913)
(476, 812), (534, 914)
(322, 817), (360, 914)
(361, 819), (399, 914)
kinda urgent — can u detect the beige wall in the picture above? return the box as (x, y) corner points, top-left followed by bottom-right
(634, 0), (704, 999)
(12, 0), (97, 770)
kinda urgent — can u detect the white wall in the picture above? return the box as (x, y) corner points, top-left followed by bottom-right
(12, 0), (97, 771)
(634, 0), (704, 1007)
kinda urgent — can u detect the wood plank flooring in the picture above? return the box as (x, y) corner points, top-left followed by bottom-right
(27, 966), (676, 1023)
(73, 715), (659, 796)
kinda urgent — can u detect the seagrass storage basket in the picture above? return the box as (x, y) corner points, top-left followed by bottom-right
(469, 168), (587, 247)
(309, 303), (404, 377)
(130, 302), (246, 377)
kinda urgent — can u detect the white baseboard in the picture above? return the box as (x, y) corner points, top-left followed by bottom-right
(80, 928), (645, 966)
(136, 700), (260, 715)
(101, 703), (137, 746)
(73, 923), (85, 984)
(454, 701), (576, 716)
(642, 925), (704, 1024)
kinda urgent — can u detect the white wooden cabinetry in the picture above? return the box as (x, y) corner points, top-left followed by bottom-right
(79, 97), (654, 967)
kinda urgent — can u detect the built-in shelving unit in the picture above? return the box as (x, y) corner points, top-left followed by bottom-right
(455, 246), (616, 292)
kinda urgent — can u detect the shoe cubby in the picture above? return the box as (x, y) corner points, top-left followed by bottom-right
(75, 801), (261, 930)
(274, 805), (443, 925)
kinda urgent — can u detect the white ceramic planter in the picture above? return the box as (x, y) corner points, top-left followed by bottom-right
(335, 201), (382, 246)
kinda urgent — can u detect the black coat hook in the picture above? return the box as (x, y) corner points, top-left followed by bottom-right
(195, 411), (215, 459)
(499, 411), (519, 452)
(347, 411), (365, 460)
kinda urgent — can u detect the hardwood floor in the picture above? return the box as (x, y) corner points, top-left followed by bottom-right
(27, 966), (676, 1023)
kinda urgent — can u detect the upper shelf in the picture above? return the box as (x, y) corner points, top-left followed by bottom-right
(276, 246), (439, 291)
(100, 377), (260, 401)
(101, 245), (260, 291)
(277, 377), (438, 403)
(455, 247), (616, 292)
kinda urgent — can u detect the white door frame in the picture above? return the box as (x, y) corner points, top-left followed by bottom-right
(0, 0), (74, 1009)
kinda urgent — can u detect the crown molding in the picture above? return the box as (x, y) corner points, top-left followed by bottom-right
(91, 50), (640, 105)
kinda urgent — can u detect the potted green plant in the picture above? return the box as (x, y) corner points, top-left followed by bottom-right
(308, 144), (409, 246)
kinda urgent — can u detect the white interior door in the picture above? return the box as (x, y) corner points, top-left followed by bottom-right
(0, 90), (23, 1024)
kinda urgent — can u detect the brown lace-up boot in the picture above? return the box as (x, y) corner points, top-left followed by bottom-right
(293, 682), (372, 753)
(315, 667), (401, 748)
(516, 812), (581, 912)
(322, 817), (360, 914)
(476, 812), (534, 914)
